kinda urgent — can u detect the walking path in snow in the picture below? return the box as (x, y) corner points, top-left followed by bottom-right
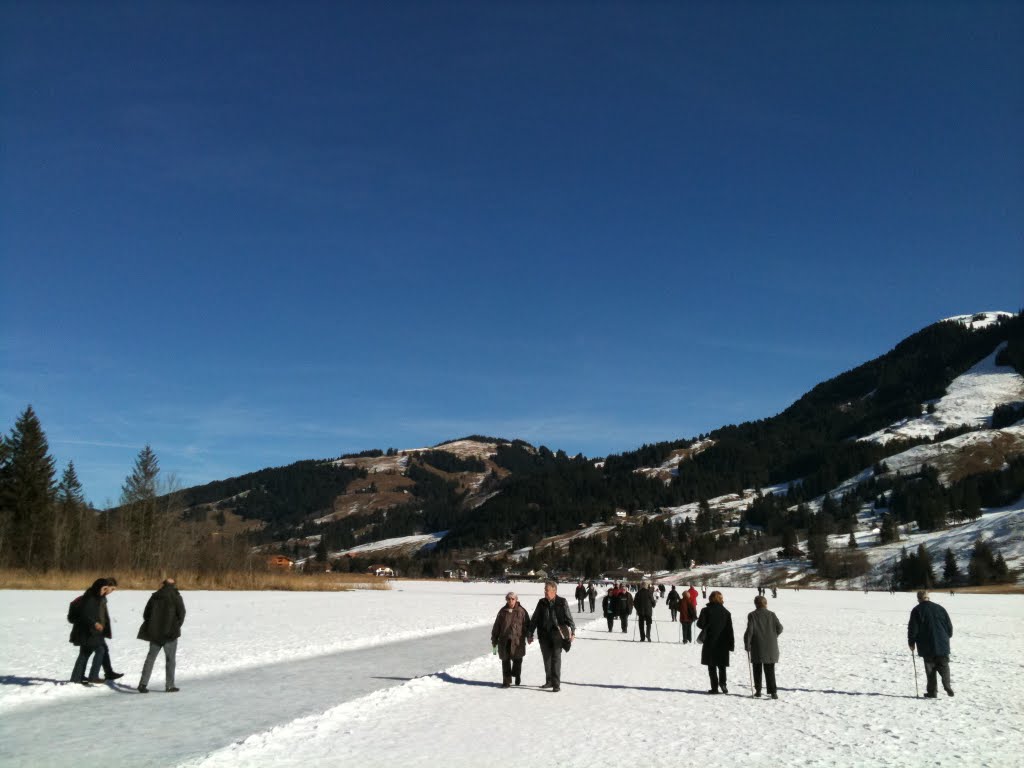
(0, 625), (484, 768)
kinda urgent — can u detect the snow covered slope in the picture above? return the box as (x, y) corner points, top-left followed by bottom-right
(860, 342), (1024, 445)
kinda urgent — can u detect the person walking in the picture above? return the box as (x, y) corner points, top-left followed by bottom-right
(666, 586), (681, 622)
(696, 591), (734, 694)
(658, 583), (666, 599)
(618, 584), (634, 633)
(527, 580), (575, 692)
(491, 591), (530, 687)
(137, 578), (187, 693)
(69, 578), (114, 685)
(575, 582), (587, 613)
(587, 582), (598, 613)
(908, 590), (954, 698)
(90, 576), (125, 683)
(602, 587), (617, 632)
(743, 595), (783, 698)
(687, 584), (699, 609)
(679, 589), (698, 643)
(634, 582), (656, 642)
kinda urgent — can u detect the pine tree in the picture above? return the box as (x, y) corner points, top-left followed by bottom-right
(56, 461), (89, 569)
(120, 445), (161, 569)
(917, 543), (935, 588)
(942, 548), (960, 586)
(0, 406), (58, 569)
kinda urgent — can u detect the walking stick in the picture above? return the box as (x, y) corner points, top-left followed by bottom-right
(747, 650), (755, 697)
(911, 650), (919, 698)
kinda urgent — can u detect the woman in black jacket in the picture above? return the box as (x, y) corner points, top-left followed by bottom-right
(69, 578), (112, 685)
(696, 590), (735, 694)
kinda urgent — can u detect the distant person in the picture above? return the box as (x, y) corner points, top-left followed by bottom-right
(137, 578), (187, 693)
(744, 595), (783, 699)
(69, 578), (114, 685)
(587, 582), (598, 613)
(771, 586), (778, 599)
(603, 588), (617, 632)
(908, 590), (954, 698)
(658, 583), (666, 599)
(634, 582), (656, 642)
(696, 591), (734, 694)
(701, 585), (707, 600)
(666, 586), (681, 622)
(491, 591), (529, 688)
(687, 584), (699, 611)
(575, 582), (587, 612)
(618, 584), (634, 633)
(679, 588), (698, 643)
(527, 580), (575, 692)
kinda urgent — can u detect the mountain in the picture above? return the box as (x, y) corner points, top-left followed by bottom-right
(177, 311), (1024, 586)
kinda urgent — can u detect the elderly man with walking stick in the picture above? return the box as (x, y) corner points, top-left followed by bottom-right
(743, 595), (783, 699)
(908, 589), (954, 698)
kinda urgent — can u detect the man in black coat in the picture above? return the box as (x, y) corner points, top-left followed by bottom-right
(527, 580), (575, 692)
(908, 590), (954, 698)
(634, 582), (656, 642)
(69, 578), (114, 685)
(587, 582), (598, 613)
(137, 578), (187, 693)
(575, 582), (587, 612)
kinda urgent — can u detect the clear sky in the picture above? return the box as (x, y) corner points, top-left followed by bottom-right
(2, 2), (1022, 506)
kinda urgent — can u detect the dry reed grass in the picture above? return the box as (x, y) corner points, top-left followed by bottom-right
(0, 569), (390, 592)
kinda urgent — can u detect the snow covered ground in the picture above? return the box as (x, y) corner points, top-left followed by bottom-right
(2, 581), (1022, 767)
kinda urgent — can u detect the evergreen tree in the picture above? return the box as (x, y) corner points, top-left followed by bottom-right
(56, 461), (90, 569)
(917, 543), (935, 588)
(0, 406), (58, 569)
(847, 531), (858, 549)
(119, 445), (162, 569)
(942, 548), (960, 586)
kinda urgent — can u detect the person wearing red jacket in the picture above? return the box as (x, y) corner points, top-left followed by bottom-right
(686, 584), (699, 609)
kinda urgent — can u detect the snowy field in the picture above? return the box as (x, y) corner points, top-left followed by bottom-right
(2, 581), (1023, 767)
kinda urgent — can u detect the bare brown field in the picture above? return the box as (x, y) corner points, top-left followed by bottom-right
(0, 569), (390, 592)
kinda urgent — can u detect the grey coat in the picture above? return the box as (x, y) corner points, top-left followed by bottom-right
(743, 607), (783, 664)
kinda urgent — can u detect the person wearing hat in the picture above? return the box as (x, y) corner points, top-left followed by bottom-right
(491, 591), (530, 688)
(908, 590), (954, 698)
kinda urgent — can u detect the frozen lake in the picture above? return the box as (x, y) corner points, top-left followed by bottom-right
(1, 581), (1022, 767)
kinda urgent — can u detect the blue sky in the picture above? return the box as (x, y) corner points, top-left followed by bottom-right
(2, 2), (1022, 506)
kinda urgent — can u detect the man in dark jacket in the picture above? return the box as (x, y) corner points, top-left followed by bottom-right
(587, 582), (598, 613)
(88, 576), (125, 683)
(618, 586), (633, 633)
(908, 590), (954, 698)
(634, 582), (656, 642)
(575, 582), (587, 612)
(69, 578), (114, 685)
(666, 586), (681, 622)
(527, 580), (575, 692)
(137, 578), (187, 693)
(602, 588), (617, 632)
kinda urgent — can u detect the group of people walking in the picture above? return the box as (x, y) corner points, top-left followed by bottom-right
(68, 577), (187, 693)
(491, 582), (956, 701)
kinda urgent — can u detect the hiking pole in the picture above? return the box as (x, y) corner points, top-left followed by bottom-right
(747, 650), (754, 698)
(911, 650), (919, 698)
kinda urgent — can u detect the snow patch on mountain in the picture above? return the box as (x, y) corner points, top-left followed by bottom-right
(859, 343), (1024, 445)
